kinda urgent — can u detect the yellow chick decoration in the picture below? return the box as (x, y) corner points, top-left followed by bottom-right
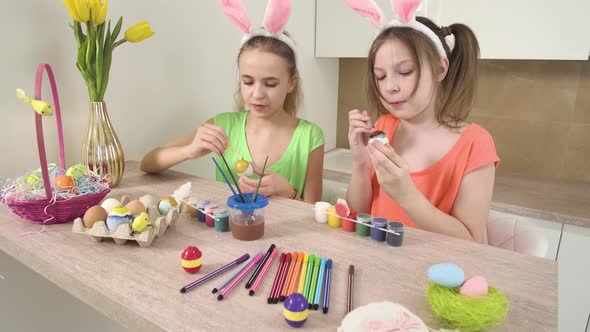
(132, 212), (150, 233)
(16, 88), (53, 116)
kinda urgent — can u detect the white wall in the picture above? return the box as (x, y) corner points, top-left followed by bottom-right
(0, 1), (338, 179)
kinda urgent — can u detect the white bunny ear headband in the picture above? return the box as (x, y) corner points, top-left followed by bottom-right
(219, 0), (297, 62)
(343, 0), (453, 58)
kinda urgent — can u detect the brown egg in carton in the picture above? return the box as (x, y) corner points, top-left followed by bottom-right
(72, 195), (179, 247)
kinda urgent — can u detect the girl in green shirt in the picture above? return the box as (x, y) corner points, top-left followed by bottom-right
(140, 1), (325, 203)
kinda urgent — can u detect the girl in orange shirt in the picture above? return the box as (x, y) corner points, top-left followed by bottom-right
(344, 0), (499, 242)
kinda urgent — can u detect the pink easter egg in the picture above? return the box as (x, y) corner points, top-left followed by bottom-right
(460, 276), (489, 297)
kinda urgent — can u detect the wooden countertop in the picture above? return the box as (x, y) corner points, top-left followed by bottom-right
(323, 149), (590, 228)
(0, 162), (557, 331)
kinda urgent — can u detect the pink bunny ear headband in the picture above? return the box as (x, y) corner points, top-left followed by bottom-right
(344, 0), (451, 58)
(219, 0), (297, 62)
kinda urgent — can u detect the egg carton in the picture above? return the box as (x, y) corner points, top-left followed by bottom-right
(72, 196), (179, 247)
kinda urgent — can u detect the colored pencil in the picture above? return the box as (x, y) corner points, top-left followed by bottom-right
(246, 244), (276, 289)
(267, 253), (286, 304)
(307, 255), (322, 308)
(249, 248), (278, 296)
(212, 251), (258, 294)
(180, 253), (249, 293)
(280, 252), (299, 301)
(218, 252), (263, 300)
(302, 254), (315, 300)
(347, 265), (355, 313)
(272, 252), (292, 303)
(322, 259), (333, 314)
(297, 254), (310, 294)
(313, 257), (327, 310)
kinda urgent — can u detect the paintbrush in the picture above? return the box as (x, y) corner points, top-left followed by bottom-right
(252, 156), (268, 203)
(219, 153), (247, 203)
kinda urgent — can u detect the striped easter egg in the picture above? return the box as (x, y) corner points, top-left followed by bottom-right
(181, 246), (202, 274)
(283, 293), (309, 328)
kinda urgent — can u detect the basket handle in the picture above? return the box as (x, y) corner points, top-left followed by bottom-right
(34, 64), (66, 200)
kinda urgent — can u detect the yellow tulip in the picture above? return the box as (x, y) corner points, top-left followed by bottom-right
(124, 21), (155, 43)
(89, 0), (108, 25)
(63, 0), (90, 22)
(63, 0), (83, 22)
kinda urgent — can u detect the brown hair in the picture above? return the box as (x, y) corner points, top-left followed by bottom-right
(235, 32), (302, 116)
(366, 17), (480, 128)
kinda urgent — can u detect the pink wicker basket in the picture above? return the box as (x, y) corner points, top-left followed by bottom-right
(3, 64), (110, 224)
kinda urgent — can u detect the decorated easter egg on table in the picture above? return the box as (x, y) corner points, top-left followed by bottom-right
(158, 196), (178, 215)
(125, 199), (146, 215)
(66, 164), (87, 179)
(181, 246), (202, 274)
(427, 263), (465, 288)
(283, 293), (309, 328)
(83, 205), (108, 228)
(101, 198), (121, 213)
(460, 276), (489, 297)
(54, 175), (77, 193)
(132, 212), (150, 233)
(139, 194), (159, 209)
(106, 206), (133, 231)
(335, 198), (350, 218)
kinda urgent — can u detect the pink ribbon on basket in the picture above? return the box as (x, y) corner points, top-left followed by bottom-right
(367, 311), (425, 332)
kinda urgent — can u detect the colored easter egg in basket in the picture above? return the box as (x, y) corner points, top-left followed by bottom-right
(66, 164), (88, 179)
(132, 212), (150, 233)
(101, 198), (122, 213)
(106, 206), (133, 231)
(83, 205), (108, 229)
(181, 246), (203, 274)
(139, 195), (159, 209)
(283, 293), (309, 328)
(159, 196), (178, 215)
(460, 276), (489, 297)
(427, 263), (465, 288)
(54, 175), (76, 193)
(335, 198), (350, 218)
(125, 199), (146, 215)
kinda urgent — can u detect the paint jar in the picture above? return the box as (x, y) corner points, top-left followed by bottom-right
(196, 200), (211, 222)
(213, 208), (230, 232)
(181, 197), (198, 218)
(355, 213), (372, 237)
(370, 217), (387, 242)
(227, 193), (268, 241)
(314, 201), (331, 223)
(387, 221), (405, 247)
(327, 206), (341, 228)
(204, 205), (220, 227)
(342, 210), (357, 232)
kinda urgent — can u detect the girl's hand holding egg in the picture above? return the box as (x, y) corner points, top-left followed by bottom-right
(239, 171), (293, 198)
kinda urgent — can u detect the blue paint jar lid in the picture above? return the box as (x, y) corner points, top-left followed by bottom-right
(226, 193), (269, 211)
(372, 217), (388, 227)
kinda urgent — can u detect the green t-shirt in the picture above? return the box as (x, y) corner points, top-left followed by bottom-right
(213, 111), (325, 195)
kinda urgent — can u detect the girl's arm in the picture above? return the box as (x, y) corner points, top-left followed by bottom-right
(346, 110), (375, 214)
(368, 142), (493, 242)
(300, 145), (325, 204)
(402, 164), (494, 242)
(139, 119), (227, 174)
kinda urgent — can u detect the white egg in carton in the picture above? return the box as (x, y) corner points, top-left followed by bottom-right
(72, 195), (179, 247)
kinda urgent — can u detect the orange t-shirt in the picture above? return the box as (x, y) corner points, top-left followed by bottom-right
(370, 114), (500, 227)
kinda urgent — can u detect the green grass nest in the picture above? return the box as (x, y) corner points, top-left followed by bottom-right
(426, 282), (509, 331)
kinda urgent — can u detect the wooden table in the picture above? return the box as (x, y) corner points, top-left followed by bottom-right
(0, 162), (557, 331)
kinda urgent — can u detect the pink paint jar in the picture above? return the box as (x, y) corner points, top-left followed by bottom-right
(342, 210), (357, 232)
(205, 205), (219, 227)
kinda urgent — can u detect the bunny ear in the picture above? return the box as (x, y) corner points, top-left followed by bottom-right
(219, 0), (252, 33)
(343, 0), (385, 27)
(390, 0), (422, 24)
(263, 0), (291, 35)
